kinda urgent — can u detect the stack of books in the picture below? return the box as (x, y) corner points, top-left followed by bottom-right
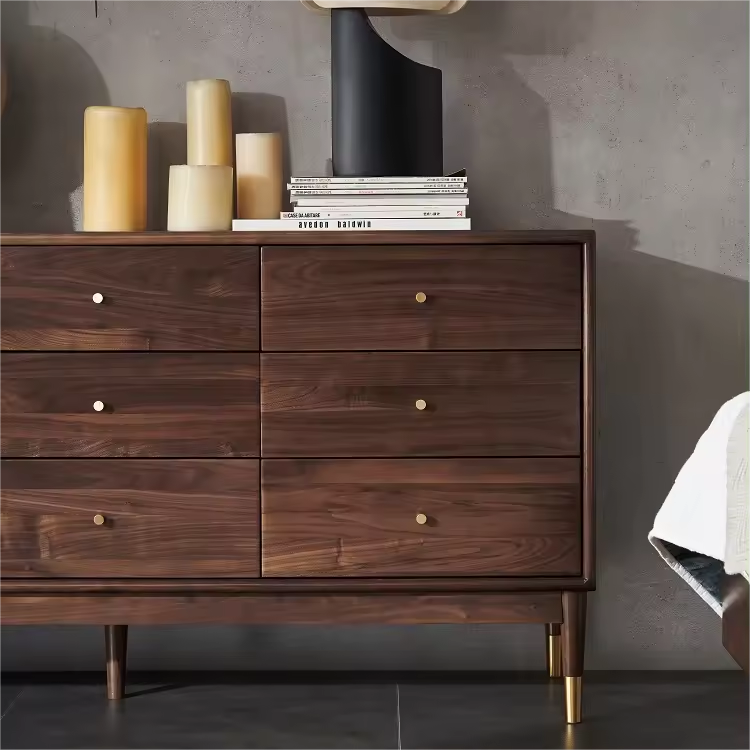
(232, 175), (469, 232)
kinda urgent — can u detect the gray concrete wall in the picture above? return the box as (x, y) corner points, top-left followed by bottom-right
(1, 1), (747, 671)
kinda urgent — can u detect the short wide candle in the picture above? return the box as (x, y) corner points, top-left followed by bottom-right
(186, 79), (232, 167)
(83, 106), (147, 232)
(236, 133), (283, 219)
(167, 165), (233, 231)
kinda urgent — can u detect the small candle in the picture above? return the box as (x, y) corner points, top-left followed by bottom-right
(167, 165), (233, 231)
(83, 106), (147, 231)
(186, 79), (232, 167)
(236, 133), (283, 219)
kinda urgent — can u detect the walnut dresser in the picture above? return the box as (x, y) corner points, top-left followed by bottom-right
(0, 230), (594, 723)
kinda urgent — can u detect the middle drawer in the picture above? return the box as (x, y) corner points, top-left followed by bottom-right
(1, 353), (259, 458)
(261, 352), (580, 457)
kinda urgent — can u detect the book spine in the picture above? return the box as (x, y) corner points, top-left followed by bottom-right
(233, 218), (471, 231)
(281, 208), (466, 219)
(287, 182), (464, 191)
(290, 176), (467, 184)
(294, 197), (470, 206)
(290, 188), (469, 196)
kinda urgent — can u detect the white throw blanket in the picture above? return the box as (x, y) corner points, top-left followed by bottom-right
(649, 392), (750, 615)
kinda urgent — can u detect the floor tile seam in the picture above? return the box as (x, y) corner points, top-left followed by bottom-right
(1, 687), (25, 720)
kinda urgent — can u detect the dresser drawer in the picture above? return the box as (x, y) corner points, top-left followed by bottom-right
(261, 352), (579, 457)
(1, 246), (258, 350)
(1, 353), (259, 457)
(1, 459), (259, 577)
(262, 459), (581, 576)
(262, 245), (581, 350)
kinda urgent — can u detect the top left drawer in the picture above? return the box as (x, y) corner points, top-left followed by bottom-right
(1, 246), (259, 351)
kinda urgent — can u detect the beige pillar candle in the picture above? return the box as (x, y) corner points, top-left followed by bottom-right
(167, 165), (233, 231)
(236, 133), (283, 219)
(186, 79), (232, 167)
(83, 106), (147, 231)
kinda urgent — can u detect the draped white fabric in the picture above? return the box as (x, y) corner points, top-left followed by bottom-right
(649, 392), (750, 615)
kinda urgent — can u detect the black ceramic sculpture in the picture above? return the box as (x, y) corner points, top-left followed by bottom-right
(331, 8), (443, 177)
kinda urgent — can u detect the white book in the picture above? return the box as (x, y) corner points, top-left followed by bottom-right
(290, 175), (467, 184)
(294, 195), (469, 206)
(287, 182), (464, 191)
(233, 218), (471, 231)
(281, 208), (467, 219)
(290, 187), (468, 196)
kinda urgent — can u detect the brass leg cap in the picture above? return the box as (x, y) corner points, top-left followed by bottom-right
(564, 676), (582, 724)
(547, 634), (562, 678)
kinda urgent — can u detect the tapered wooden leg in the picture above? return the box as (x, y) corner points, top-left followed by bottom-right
(104, 625), (128, 700)
(562, 592), (586, 724)
(545, 623), (562, 678)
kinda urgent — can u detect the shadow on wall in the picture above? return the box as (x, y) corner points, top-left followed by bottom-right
(393, 0), (749, 667)
(0, 0), (109, 232)
(593, 251), (748, 667)
(147, 122), (187, 231)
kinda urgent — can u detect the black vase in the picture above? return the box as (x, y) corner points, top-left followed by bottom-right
(331, 8), (443, 178)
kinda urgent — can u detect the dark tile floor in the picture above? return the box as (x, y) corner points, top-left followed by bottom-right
(1, 672), (747, 749)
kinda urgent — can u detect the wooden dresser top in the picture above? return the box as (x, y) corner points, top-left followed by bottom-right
(1, 230), (595, 247)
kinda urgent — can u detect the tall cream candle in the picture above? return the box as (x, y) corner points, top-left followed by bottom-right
(186, 79), (232, 167)
(83, 106), (147, 231)
(167, 165), (233, 231)
(236, 133), (283, 219)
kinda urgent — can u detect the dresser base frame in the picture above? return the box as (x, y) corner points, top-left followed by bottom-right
(2, 589), (588, 723)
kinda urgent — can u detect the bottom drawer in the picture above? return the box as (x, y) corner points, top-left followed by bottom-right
(1, 460), (259, 577)
(262, 459), (581, 577)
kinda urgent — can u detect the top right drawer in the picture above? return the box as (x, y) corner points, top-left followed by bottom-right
(262, 245), (582, 351)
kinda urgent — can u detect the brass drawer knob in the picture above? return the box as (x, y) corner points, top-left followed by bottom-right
(415, 292), (427, 303)
(93, 514), (106, 526)
(92, 293), (104, 304)
(93, 400), (105, 412)
(415, 399), (427, 411)
(416, 513), (428, 525)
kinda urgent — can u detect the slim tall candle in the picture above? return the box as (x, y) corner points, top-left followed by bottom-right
(83, 106), (147, 231)
(186, 79), (232, 167)
(236, 133), (283, 219)
(167, 165), (233, 231)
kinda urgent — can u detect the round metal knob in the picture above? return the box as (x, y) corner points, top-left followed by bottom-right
(93, 401), (105, 412)
(92, 293), (104, 304)
(93, 514), (106, 526)
(415, 399), (427, 411)
(416, 513), (428, 525)
(415, 292), (427, 303)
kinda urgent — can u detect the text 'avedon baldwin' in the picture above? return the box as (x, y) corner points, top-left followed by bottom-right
(297, 220), (380, 229)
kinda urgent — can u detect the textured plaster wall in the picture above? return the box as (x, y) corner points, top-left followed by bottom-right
(1, 1), (747, 671)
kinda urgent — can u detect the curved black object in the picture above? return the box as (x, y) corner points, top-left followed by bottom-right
(331, 8), (443, 177)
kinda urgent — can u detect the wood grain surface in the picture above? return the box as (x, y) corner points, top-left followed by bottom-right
(1, 246), (259, 350)
(1, 459), (259, 577)
(0, 593), (563, 624)
(0, 230), (595, 635)
(582, 239), (595, 585)
(2, 230), (595, 247)
(262, 458), (581, 577)
(723, 574), (749, 672)
(261, 352), (580, 457)
(1, 353), (259, 457)
(0, 576), (593, 594)
(262, 245), (582, 350)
